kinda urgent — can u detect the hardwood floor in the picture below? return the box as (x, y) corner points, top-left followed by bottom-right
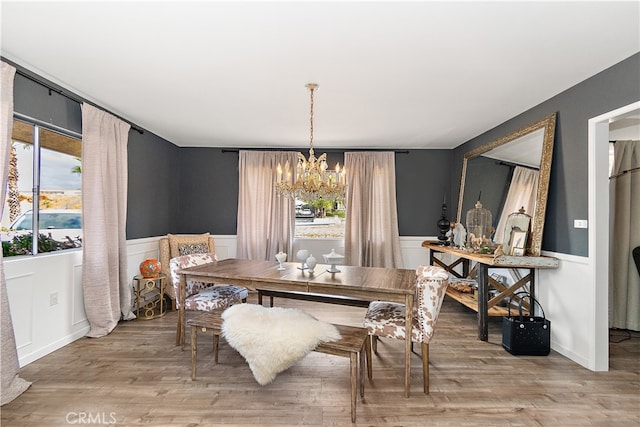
(2, 292), (639, 426)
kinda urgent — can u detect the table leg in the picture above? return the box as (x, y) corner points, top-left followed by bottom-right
(350, 352), (357, 423)
(477, 263), (489, 341)
(529, 268), (536, 305)
(178, 275), (187, 348)
(404, 293), (413, 398)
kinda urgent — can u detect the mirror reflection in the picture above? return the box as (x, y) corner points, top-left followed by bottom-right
(456, 113), (556, 256)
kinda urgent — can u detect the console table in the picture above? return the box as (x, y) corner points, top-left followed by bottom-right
(422, 242), (559, 341)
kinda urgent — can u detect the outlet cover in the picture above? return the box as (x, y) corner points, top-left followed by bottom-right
(574, 219), (588, 229)
(50, 292), (58, 306)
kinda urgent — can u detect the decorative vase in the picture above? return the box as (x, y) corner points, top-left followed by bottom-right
(305, 254), (317, 273)
(296, 249), (310, 269)
(139, 259), (161, 278)
(323, 249), (344, 273)
(275, 251), (287, 270)
(466, 199), (493, 251)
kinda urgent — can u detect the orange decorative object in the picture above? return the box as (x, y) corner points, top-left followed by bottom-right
(139, 259), (161, 278)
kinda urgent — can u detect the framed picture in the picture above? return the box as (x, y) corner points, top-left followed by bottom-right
(503, 209), (532, 256)
(509, 230), (528, 256)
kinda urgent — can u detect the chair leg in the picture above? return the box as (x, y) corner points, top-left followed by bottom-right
(372, 335), (378, 354)
(176, 313), (183, 347)
(422, 342), (429, 394)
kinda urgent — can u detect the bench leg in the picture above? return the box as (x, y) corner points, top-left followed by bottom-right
(350, 351), (357, 423)
(190, 325), (197, 381)
(258, 292), (263, 305)
(365, 335), (373, 380)
(213, 333), (219, 364)
(359, 346), (365, 398)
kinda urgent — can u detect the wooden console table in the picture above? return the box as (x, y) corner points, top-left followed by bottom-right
(422, 242), (559, 341)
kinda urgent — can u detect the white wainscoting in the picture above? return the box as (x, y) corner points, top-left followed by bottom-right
(5, 235), (603, 371)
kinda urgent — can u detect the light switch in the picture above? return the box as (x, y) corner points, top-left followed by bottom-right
(574, 219), (588, 229)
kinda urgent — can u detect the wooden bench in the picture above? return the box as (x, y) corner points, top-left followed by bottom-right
(187, 310), (371, 423)
(257, 289), (371, 308)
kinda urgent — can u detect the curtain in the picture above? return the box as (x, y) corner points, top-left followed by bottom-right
(494, 166), (539, 245)
(344, 152), (403, 268)
(236, 151), (297, 261)
(81, 104), (133, 338)
(1, 61), (31, 405)
(609, 140), (640, 331)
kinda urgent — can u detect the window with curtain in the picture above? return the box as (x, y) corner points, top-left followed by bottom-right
(294, 197), (346, 239)
(1, 119), (82, 257)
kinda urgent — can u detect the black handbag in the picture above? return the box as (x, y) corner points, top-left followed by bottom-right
(502, 291), (550, 356)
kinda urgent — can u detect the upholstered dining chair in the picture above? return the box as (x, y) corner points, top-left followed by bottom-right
(159, 233), (217, 309)
(169, 253), (248, 347)
(363, 265), (449, 394)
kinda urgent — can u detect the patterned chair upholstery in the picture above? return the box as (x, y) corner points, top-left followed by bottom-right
(159, 234), (216, 306)
(363, 265), (448, 394)
(170, 253), (248, 346)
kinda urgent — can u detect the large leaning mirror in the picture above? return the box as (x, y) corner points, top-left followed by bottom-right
(456, 113), (556, 256)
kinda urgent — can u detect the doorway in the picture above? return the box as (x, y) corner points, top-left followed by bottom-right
(588, 101), (640, 370)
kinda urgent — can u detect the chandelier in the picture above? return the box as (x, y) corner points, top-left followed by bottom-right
(274, 83), (346, 202)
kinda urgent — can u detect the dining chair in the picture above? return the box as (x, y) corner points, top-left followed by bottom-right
(363, 265), (449, 394)
(159, 233), (216, 310)
(169, 253), (248, 347)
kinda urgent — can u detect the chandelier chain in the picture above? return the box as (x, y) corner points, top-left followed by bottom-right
(308, 84), (315, 156)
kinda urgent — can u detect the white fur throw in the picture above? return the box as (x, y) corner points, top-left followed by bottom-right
(221, 304), (341, 385)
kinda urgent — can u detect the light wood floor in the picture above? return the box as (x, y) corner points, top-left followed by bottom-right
(2, 292), (639, 426)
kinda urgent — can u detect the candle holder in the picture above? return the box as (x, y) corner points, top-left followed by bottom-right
(437, 202), (450, 245)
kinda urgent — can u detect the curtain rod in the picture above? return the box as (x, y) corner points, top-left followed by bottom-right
(3, 58), (144, 135)
(495, 160), (539, 171)
(609, 166), (640, 180)
(222, 149), (410, 154)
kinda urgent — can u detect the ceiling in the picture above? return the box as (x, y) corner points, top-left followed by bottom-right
(1, 1), (639, 150)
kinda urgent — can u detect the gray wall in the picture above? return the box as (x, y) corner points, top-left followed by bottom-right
(7, 52), (639, 254)
(453, 52), (640, 256)
(8, 64), (453, 238)
(174, 148), (453, 237)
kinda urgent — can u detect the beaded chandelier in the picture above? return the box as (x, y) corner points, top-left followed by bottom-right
(274, 83), (346, 202)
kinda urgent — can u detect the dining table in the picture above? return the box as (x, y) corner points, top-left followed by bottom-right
(177, 258), (418, 397)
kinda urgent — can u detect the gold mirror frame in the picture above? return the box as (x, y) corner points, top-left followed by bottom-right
(456, 113), (556, 256)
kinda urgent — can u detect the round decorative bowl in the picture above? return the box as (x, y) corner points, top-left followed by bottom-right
(139, 259), (161, 278)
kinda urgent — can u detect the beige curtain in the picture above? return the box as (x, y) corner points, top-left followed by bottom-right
(609, 140), (640, 331)
(494, 166), (539, 245)
(236, 151), (297, 261)
(344, 152), (403, 268)
(81, 104), (133, 338)
(1, 61), (31, 405)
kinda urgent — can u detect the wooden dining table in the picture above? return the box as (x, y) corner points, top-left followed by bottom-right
(177, 258), (417, 397)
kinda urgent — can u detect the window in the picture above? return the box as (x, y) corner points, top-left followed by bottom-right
(1, 119), (82, 256)
(294, 198), (346, 239)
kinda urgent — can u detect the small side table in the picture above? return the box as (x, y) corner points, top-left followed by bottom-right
(133, 273), (167, 320)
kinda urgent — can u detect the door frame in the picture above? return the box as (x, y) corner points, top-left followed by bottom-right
(588, 100), (640, 371)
